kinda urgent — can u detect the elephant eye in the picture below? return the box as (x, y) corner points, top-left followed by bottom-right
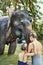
(18, 28), (22, 32)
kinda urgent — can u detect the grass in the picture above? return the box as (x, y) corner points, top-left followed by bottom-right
(0, 54), (18, 65)
(0, 44), (21, 65)
(0, 41), (43, 65)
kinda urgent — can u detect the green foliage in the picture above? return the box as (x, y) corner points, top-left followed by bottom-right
(0, 0), (11, 11)
(0, 0), (43, 19)
(32, 20), (43, 40)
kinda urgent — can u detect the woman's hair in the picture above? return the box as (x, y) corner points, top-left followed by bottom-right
(21, 43), (27, 50)
(29, 31), (37, 38)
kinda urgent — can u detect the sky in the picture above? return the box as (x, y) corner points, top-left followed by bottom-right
(38, 0), (43, 13)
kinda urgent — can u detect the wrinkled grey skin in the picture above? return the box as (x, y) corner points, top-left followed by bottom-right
(0, 10), (32, 55)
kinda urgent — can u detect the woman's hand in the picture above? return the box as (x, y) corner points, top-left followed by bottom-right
(26, 52), (35, 56)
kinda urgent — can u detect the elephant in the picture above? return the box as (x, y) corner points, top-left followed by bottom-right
(0, 10), (32, 55)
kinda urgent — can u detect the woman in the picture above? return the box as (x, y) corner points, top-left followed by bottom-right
(28, 31), (42, 65)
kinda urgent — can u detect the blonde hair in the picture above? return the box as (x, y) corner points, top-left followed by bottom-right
(29, 31), (37, 38)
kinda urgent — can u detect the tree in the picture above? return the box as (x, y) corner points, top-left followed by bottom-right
(33, 19), (43, 40)
(0, 0), (43, 18)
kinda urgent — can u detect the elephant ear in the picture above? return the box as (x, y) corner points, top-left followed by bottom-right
(0, 16), (8, 34)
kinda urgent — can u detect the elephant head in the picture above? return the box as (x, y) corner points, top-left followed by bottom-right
(10, 10), (32, 44)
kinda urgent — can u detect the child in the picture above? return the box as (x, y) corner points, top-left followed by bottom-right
(18, 43), (27, 65)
